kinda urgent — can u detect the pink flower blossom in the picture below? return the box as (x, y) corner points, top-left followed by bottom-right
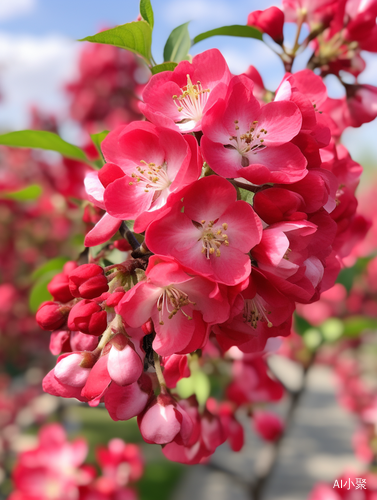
(117, 255), (230, 356)
(201, 75), (307, 185)
(140, 49), (231, 133)
(100, 121), (201, 232)
(145, 176), (262, 286)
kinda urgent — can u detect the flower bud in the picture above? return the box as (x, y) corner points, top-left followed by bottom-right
(106, 291), (125, 307)
(68, 299), (107, 336)
(113, 239), (132, 251)
(247, 7), (284, 45)
(69, 264), (109, 299)
(63, 261), (78, 275)
(70, 330), (99, 352)
(54, 353), (92, 387)
(138, 391), (193, 445)
(47, 273), (73, 303)
(107, 335), (143, 386)
(36, 301), (69, 330)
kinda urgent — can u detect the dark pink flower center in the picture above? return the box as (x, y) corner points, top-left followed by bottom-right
(243, 297), (273, 329)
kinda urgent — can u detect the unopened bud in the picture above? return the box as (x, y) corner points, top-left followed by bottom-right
(36, 301), (70, 331)
(69, 264), (109, 299)
(68, 299), (107, 336)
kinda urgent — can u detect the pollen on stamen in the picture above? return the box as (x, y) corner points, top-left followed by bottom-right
(215, 249), (221, 257)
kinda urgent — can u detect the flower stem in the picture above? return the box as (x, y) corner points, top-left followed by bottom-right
(153, 351), (167, 389)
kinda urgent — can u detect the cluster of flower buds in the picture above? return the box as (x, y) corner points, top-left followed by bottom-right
(8, 423), (144, 500)
(38, 17), (371, 461)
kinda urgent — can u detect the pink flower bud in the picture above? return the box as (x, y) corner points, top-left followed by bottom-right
(54, 353), (92, 387)
(106, 291), (125, 307)
(107, 336), (143, 386)
(36, 301), (70, 330)
(63, 261), (78, 275)
(247, 7), (284, 44)
(70, 330), (99, 351)
(68, 299), (107, 336)
(47, 273), (73, 303)
(253, 410), (284, 442)
(113, 239), (132, 251)
(138, 392), (191, 445)
(68, 264), (109, 299)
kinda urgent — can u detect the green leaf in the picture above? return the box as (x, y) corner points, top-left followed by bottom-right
(151, 62), (178, 75)
(164, 22), (191, 63)
(1, 184), (42, 201)
(176, 370), (210, 406)
(294, 313), (312, 336)
(0, 130), (87, 161)
(140, 0), (154, 29)
(32, 257), (69, 281)
(238, 187), (254, 205)
(303, 328), (322, 351)
(320, 318), (344, 343)
(343, 316), (377, 338)
(192, 25), (263, 45)
(336, 266), (356, 293)
(90, 130), (109, 162)
(79, 21), (153, 65)
(29, 272), (55, 313)
(30, 257), (70, 313)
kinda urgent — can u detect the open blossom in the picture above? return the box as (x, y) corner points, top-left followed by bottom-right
(251, 220), (319, 279)
(145, 176), (262, 286)
(95, 121), (201, 232)
(282, 0), (338, 26)
(201, 75), (307, 185)
(140, 48), (231, 133)
(214, 269), (295, 354)
(9, 424), (88, 500)
(117, 255), (230, 356)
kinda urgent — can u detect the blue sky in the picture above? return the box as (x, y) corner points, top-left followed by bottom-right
(0, 0), (376, 170)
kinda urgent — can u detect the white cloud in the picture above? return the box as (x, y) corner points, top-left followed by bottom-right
(0, 0), (36, 21)
(162, 0), (239, 27)
(0, 32), (80, 131)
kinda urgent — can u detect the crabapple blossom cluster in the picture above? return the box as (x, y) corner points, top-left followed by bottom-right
(35, 0), (377, 465)
(8, 423), (144, 500)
